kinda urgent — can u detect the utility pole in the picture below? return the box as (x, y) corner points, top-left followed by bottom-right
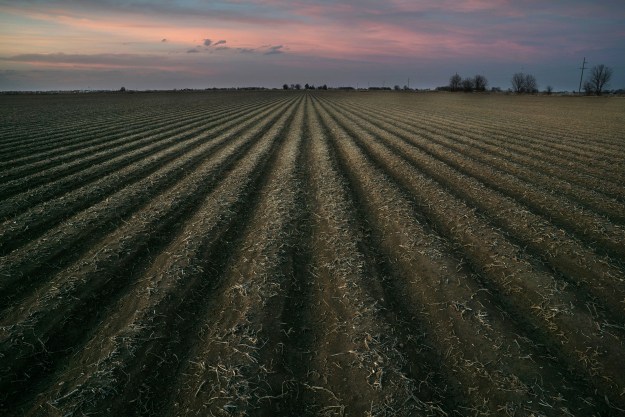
(408, 78), (410, 89)
(578, 57), (587, 94)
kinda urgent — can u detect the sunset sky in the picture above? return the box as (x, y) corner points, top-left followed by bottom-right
(1, 0), (624, 91)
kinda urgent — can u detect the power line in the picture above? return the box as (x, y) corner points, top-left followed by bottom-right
(578, 57), (588, 94)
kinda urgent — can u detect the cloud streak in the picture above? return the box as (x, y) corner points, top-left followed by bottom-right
(264, 45), (283, 55)
(2, 52), (184, 70)
(0, 0), (623, 90)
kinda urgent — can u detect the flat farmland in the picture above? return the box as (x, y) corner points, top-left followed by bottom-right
(1, 90), (624, 416)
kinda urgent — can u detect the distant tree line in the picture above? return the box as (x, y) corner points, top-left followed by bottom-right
(444, 63), (614, 95)
(281, 63), (615, 95)
(447, 73), (488, 92)
(283, 83), (328, 90)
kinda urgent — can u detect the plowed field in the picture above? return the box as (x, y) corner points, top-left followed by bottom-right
(1, 91), (624, 416)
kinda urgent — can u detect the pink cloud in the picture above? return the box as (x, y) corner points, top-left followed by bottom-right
(1, 0), (623, 91)
(0, 1), (578, 64)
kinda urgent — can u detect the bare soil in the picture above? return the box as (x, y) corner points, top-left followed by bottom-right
(1, 90), (624, 416)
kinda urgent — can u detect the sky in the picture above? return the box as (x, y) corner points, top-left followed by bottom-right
(0, 0), (624, 91)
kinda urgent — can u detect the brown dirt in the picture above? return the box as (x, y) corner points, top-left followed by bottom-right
(1, 90), (624, 416)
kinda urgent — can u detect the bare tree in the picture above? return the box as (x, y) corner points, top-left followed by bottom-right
(545, 85), (553, 95)
(511, 72), (525, 93)
(449, 73), (462, 92)
(511, 72), (538, 93)
(586, 64), (613, 95)
(524, 74), (538, 93)
(473, 74), (488, 91)
(460, 77), (473, 92)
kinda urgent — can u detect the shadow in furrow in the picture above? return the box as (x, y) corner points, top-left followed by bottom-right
(314, 99), (465, 414)
(96, 97), (303, 417)
(0, 96), (290, 255)
(259, 106), (317, 416)
(313, 95), (618, 415)
(0, 98), (295, 312)
(0, 98), (301, 414)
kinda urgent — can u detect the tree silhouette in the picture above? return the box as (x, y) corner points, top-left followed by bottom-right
(586, 64), (613, 95)
(524, 74), (538, 93)
(473, 75), (488, 92)
(461, 77), (474, 92)
(511, 73), (525, 93)
(449, 73), (462, 92)
(511, 72), (538, 93)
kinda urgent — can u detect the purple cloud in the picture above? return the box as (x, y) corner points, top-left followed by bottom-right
(264, 45), (284, 55)
(1, 0), (623, 91)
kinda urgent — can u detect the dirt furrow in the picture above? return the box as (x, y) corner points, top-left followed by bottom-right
(0, 109), (148, 155)
(0, 94), (279, 178)
(0, 97), (301, 412)
(0, 94), (161, 144)
(341, 96), (625, 201)
(445, 109), (625, 164)
(157, 96), (307, 417)
(347, 94), (625, 165)
(313, 95), (625, 412)
(0, 96), (298, 310)
(276, 99), (448, 417)
(1, 91), (623, 417)
(0, 104), (194, 166)
(0, 97), (286, 199)
(320, 96), (625, 320)
(337, 98), (625, 224)
(326, 97), (625, 262)
(433, 110), (625, 177)
(2, 97), (302, 417)
(0, 92), (267, 161)
(433, 113), (624, 166)
(339, 93), (625, 179)
(0, 106), (203, 169)
(312, 96), (606, 416)
(0, 96), (292, 254)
